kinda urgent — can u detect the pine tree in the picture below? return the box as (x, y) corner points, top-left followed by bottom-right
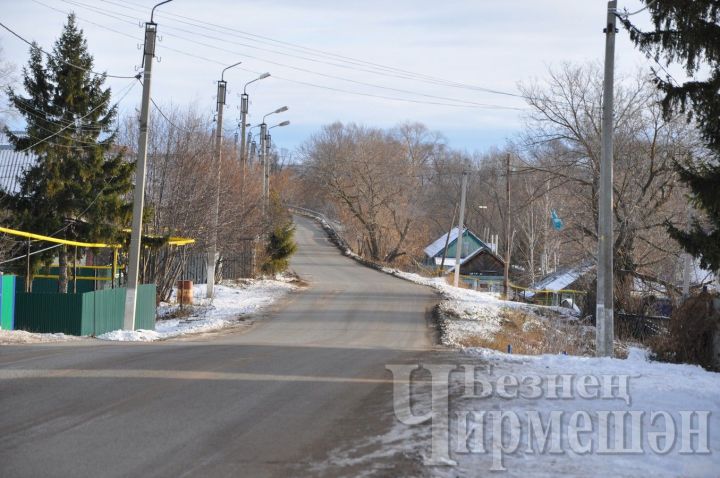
(261, 192), (297, 276)
(3, 14), (134, 292)
(622, 1), (720, 272)
(261, 222), (298, 276)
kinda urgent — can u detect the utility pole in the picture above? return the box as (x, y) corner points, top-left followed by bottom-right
(123, 1), (171, 330)
(682, 207), (692, 299)
(265, 131), (272, 210)
(260, 122), (268, 218)
(503, 153), (512, 300)
(453, 171), (468, 288)
(207, 61), (241, 299)
(439, 202), (459, 276)
(596, 0), (617, 357)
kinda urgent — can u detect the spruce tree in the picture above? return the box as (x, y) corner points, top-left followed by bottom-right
(621, 1), (720, 272)
(3, 14), (133, 292)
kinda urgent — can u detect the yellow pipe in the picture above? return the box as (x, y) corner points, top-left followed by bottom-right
(0, 226), (120, 249)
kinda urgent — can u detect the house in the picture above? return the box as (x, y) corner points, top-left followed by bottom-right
(524, 262), (594, 309)
(423, 227), (505, 291)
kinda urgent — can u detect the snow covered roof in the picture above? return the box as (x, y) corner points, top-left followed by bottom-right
(526, 262), (594, 298)
(424, 227), (482, 258)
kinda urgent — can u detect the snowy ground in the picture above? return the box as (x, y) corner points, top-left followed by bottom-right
(0, 329), (82, 345)
(99, 278), (298, 342)
(320, 347), (719, 477)
(382, 268), (580, 349)
(315, 269), (716, 476)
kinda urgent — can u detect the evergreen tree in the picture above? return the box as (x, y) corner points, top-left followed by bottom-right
(261, 192), (297, 276)
(261, 222), (298, 276)
(3, 15), (134, 292)
(622, 1), (720, 272)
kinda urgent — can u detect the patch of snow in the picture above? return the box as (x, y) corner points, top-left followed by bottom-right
(99, 279), (297, 342)
(0, 329), (82, 344)
(383, 268), (572, 348)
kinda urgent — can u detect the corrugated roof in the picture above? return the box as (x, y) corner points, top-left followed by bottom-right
(0, 149), (36, 194)
(0, 132), (36, 194)
(526, 262), (594, 297)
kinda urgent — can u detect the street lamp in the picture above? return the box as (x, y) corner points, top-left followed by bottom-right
(240, 72), (270, 165)
(260, 107), (288, 216)
(266, 121), (290, 176)
(207, 61), (241, 299)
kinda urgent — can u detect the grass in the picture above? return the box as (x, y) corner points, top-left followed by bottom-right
(453, 307), (596, 356)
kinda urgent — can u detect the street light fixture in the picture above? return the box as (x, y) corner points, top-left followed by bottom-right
(207, 61), (241, 299)
(260, 107), (289, 216)
(240, 72), (271, 165)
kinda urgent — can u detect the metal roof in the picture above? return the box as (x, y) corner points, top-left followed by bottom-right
(0, 132), (36, 194)
(424, 227), (484, 258)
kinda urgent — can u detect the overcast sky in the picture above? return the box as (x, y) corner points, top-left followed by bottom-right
(1, 0), (664, 154)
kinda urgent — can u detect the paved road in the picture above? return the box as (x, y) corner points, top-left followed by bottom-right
(0, 216), (438, 477)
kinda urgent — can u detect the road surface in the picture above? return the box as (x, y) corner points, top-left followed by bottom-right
(0, 215), (439, 477)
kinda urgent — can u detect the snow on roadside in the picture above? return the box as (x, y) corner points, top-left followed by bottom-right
(382, 268), (569, 348)
(320, 346), (720, 477)
(0, 329), (82, 345)
(99, 278), (298, 342)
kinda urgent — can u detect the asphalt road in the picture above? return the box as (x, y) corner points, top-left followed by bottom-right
(0, 215), (439, 477)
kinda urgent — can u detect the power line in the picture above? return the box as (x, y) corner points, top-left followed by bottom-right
(32, 1), (525, 111)
(53, 0), (523, 110)
(620, 0), (657, 18)
(0, 20), (138, 80)
(16, 80), (137, 153)
(99, 0), (525, 98)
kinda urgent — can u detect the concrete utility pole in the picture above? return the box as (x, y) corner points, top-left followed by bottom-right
(207, 61), (241, 300)
(453, 172), (468, 288)
(123, 0), (172, 330)
(682, 207), (693, 299)
(596, 0), (617, 357)
(503, 153), (511, 299)
(240, 73), (271, 181)
(260, 122), (268, 217)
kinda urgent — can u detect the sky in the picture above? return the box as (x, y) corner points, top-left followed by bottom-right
(0, 0), (666, 155)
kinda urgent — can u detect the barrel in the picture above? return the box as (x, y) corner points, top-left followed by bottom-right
(176, 280), (193, 306)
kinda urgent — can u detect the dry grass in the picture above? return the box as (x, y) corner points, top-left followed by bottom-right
(455, 308), (595, 356)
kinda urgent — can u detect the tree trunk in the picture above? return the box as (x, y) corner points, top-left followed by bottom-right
(58, 245), (68, 293)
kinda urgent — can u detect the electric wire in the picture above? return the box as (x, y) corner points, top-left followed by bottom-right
(0, 20), (138, 79)
(15, 80), (137, 154)
(99, 0), (525, 98)
(31, 0), (526, 111)
(53, 0), (523, 109)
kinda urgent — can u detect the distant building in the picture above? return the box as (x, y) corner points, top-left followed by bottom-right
(524, 262), (594, 309)
(423, 227), (505, 291)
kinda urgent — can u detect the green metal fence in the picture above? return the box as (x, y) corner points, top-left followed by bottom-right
(0, 275), (16, 330)
(14, 284), (156, 336)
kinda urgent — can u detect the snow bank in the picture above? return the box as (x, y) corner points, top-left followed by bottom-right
(0, 329), (81, 345)
(383, 268), (572, 348)
(99, 278), (297, 342)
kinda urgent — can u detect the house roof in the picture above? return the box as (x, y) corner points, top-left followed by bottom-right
(446, 243), (505, 273)
(0, 132), (36, 194)
(526, 262), (594, 298)
(424, 227), (483, 258)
